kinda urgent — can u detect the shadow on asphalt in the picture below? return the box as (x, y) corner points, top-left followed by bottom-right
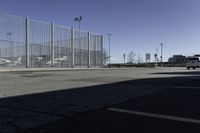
(0, 75), (199, 133)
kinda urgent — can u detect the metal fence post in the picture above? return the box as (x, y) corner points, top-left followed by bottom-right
(95, 36), (97, 66)
(25, 16), (29, 68)
(71, 27), (74, 68)
(51, 22), (55, 67)
(101, 35), (104, 68)
(88, 32), (90, 68)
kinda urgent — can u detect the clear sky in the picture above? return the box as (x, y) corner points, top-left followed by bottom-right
(1, 0), (200, 63)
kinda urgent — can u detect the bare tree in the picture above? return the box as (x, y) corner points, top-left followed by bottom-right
(127, 51), (136, 64)
(103, 48), (110, 65)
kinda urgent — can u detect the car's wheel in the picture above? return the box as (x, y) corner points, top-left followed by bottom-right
(193, 67), (196, 69)
(187, 67), (190, 70)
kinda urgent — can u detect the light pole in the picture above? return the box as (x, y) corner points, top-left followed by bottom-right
(74, 16), (83, 65)
(107, 33), (112, 64)
(160, 43), (163, 66)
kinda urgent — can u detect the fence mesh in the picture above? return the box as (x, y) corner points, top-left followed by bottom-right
(54, 25), (72, 67)
(0, 13), (103, 68)
(0, 13), (26, 67)
(74, 29), (89, 67)
(29, 19), (51, 67)
(90, 33), (102, 67)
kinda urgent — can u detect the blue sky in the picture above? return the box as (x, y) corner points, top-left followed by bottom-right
(1, 0), (200, 63)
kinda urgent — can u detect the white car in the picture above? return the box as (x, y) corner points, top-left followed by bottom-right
(186, 56), (200, 69)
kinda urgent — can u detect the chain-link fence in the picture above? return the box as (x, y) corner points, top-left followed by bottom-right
(0, 13), (103, 68)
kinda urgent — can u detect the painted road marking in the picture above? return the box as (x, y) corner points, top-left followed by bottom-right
(108, 108), (200, 124)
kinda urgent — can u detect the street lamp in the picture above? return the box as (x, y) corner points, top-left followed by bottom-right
(107, 33), (112, 64)
(160, 43), (163, 66)
(74, 16), (83, 65)
(74, 16), (83, 30)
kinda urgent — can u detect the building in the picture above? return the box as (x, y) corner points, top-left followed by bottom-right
(168, 55), (186, 63)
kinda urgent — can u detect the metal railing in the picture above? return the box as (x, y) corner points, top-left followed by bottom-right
(0, 13), (103, 68)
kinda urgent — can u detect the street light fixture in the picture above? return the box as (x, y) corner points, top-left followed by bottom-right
(74, 16), (83, 30)
(107, 33), (112, 64)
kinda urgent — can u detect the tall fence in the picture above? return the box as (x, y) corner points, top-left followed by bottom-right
(0, 13), (103, 68)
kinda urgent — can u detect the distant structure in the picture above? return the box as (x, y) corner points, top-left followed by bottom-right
(194, 54), (200, 57)
(168, 55), (186, 63)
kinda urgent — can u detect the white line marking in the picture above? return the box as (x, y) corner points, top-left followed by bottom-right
(108, 108), (200, 124)
(173, 86), (200, 89)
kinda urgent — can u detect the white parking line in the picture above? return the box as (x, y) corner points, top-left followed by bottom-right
(108, 108), (200, 124)
(173, 86), (200, 89)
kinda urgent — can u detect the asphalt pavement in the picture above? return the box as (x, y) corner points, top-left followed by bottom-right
(20, 70), (200, 133)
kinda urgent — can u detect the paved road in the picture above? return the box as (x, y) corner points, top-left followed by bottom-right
(0, 67), (199, 132)
(21, 69), (200, 133)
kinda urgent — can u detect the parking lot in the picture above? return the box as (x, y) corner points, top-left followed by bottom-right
(0, 67), (199, 132)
